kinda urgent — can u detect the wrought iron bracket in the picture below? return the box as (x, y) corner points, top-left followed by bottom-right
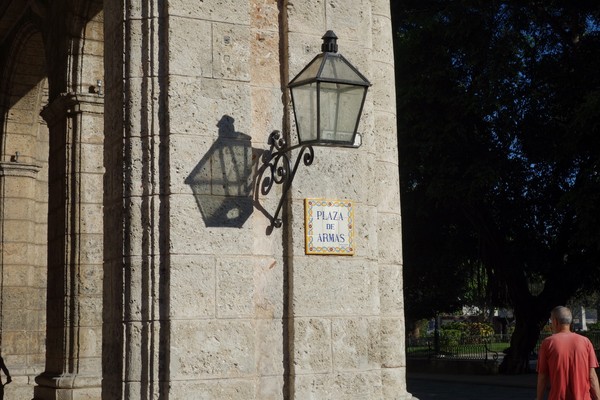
(261, 131), (314, 228)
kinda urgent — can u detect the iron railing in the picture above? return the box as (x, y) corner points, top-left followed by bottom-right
(406, 334), (501, 363)
(408, 331), (600, 362)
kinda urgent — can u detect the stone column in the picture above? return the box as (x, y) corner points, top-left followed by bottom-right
(34, 93), (104, 400)
(106, 2), (171, 398)
(104, 0), (411, 398)
(283, 0), (414, 398)
(371, 0), (414, 398)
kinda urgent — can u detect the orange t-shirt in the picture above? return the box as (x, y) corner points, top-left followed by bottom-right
(537, 332), (599, 400)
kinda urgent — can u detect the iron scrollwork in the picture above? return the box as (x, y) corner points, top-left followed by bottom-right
(261, 131), (314, 228)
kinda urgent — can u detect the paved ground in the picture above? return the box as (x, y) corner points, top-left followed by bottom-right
(407, 372), (538, 400)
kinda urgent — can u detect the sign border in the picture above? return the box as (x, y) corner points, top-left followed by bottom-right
(304, 198), (355, 255)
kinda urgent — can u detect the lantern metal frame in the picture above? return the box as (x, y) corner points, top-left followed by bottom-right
(262, 31), (371, 228)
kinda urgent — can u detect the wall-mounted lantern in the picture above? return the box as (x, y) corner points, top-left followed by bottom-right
(262, 31), (371, 228)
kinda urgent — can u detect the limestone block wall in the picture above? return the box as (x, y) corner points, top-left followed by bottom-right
(283, 0), (408, 398)
(0, 163), (45, 366)
(104, 0), (410, 399)
(166, 1), (286, 398)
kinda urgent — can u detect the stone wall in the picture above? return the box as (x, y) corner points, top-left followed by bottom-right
(0, 0), (412, 399)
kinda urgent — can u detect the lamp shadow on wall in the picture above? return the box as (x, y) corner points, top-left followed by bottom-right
(185, 115), (259, 228)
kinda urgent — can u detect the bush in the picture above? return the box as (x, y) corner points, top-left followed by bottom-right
(465, 322), (494, 337)
(440, 321), (494, 337)
(438, 321), (495, 345)
(439, 329), (462, 349)
(587, 322), (600, 331)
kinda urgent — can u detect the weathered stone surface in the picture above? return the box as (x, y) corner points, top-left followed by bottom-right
(372, 0), (393, 17)
(381, 317), (407, 368)
(378, 213), (403, 264)
(170, 379), (256, 400)
(379, 263), (405, 316)
(290, 147), (378, 202)
(213, 23), (251, 81)
(292, 258), (380, 317)
(168, 76), (252, 135)
(256, 376), (285, 400)
(372, 119), (399, 164)
(293, 318), (333, 374)
(169, 0), (251, 25)
(375, 161), (402, 213)
(255, 319), (285, 375)
(381, 367), (411, 400)
(170, 255), (216, 319)
(0, 0), (409, 399)
(294, 371), (384, 399)
(372, 14), (395, 63)
(169, 193), (255, 255)
(287, 1), (325, 35)
(171, 319), (256, 379)
(332, 317), (381, 370)
(370, 62), (397, 114)
(325, 0), (372, 42)
(216, 257), (256, 318)
(168, 17), (213, 77)
(250, 86), (283, 139)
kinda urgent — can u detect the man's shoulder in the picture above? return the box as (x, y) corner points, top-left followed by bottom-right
(552, 332), (595, 346)
(574, 332), (595, 344)
(541, 332), (585, 343)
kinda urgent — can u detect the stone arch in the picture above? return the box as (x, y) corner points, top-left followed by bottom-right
(0, 23), (49, 163)
(0, 16), (50, 391)
(64, 0), (105, 94)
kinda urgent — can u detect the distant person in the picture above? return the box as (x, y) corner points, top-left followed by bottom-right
(0, 355), (10, 400)
(537, 306), (600, 400)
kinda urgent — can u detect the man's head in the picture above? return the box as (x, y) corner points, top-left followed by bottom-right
(550, 306), (572, 332)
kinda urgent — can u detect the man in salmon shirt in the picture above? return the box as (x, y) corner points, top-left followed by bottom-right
(537, 306), (600, 400)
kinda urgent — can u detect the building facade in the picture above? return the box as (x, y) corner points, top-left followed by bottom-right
(0, 0), (411, 398)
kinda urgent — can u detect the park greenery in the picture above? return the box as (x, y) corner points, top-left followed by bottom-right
(392, 0), (600, 373)
(438, 321), (496, 346)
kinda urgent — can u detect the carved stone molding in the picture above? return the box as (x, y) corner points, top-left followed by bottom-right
(40, 92), (104, 126)
(0, 161), (41, 178)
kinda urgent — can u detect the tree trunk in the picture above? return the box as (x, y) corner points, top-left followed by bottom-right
(499, 309), (545, 374)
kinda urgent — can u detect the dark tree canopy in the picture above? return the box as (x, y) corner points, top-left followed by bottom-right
(393, 0), (600, 373)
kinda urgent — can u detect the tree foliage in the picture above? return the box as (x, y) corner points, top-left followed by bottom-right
(392, 0), (600, 373)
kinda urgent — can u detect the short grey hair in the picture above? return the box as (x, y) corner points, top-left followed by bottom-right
(551, 306), (572, 325)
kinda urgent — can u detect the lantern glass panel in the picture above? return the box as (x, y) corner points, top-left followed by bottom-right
(320, 55), (363, 82)
(290, 83), (318, 143)
(319, 83), (365, 143)
(291, 55), (324, 85)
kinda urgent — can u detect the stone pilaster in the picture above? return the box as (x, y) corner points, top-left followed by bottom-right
(33, 92), (104, 400)
(0, 161), (46, 380)
(371, 0), (414, 397)
(115, 2), (171, 398)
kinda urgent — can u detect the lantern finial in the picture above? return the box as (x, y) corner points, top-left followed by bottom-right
(321, 30), (338, 53)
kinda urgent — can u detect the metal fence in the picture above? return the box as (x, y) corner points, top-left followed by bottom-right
(408, 331), (600, 362)
(406, 334), (503, 363)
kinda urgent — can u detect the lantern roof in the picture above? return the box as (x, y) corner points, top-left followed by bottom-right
(288, 31), (371, 88)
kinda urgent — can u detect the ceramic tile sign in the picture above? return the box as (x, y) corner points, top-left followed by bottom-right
(304, 198), (355, 255)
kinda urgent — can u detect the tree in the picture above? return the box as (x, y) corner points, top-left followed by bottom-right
(392, 0), (600, 373)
